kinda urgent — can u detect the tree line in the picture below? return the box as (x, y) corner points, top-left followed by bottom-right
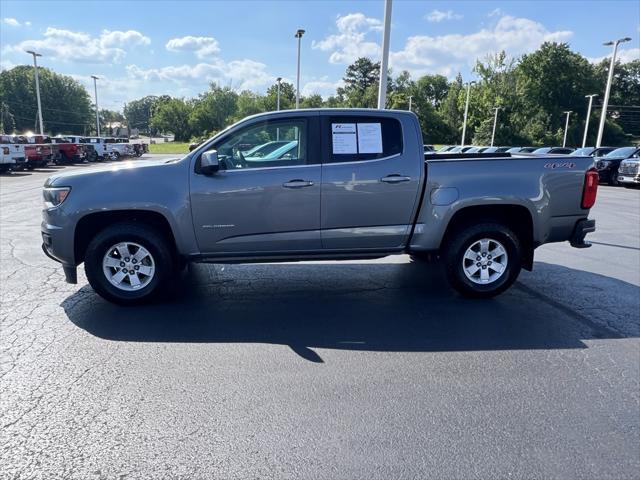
(1, 42), (638, 146)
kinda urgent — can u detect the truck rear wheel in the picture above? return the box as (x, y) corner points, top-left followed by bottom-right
(444, 222), (521, 298)
(84, 222), (175, 305)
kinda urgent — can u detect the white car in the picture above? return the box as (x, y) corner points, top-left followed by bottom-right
(83, 137), (131, 160)
(0, 135), (27, 172)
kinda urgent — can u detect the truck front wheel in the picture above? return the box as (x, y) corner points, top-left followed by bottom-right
(84, 222), (175, 305)
(444, 222), (521, 298)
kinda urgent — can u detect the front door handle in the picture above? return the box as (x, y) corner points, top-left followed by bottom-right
(380, 174), (411, 184)
(283, 179), (314, 188)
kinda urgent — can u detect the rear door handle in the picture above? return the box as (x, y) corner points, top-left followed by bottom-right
(380, 175), (411, 184)
(283, 179), (314, 188)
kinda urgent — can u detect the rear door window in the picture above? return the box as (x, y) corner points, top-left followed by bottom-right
(325, 116), (403, 163)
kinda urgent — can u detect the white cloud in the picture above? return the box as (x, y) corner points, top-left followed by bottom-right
(166, 36), (220, 59)
(3, 18), (19, 26)
(488, 8), (504, 17)
(390, 15), (573, 77)
(301, 77), (344, 97)
(4, 28), (150, 63)
(126, 58), (274, 91)
(425, 10), (462, 23)
(588, 47), (640, 64)
(312, 13), (382, 64)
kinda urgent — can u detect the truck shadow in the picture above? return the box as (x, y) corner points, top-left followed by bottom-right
(62, 261), (638, 362)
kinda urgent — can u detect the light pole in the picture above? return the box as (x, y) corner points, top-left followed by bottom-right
(408, 95), (413, 112)
(26, 50), (44, 134)
(490, 106), (501, 147)
(582, 94), (598, 148)
(276, 77), (282, 111)
(377, 0), (393, 109)
(294, 29), (305, 109)
(562, 111), (572, 147)
(461, 81), (475, 146)
(596, 37), (631, 147)
(91, 75), (100, 137)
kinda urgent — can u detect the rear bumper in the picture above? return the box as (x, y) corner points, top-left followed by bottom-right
(569, 219), (596, 248)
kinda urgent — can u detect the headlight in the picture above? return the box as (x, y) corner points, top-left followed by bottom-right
(43, 187), (71, 208)
(597, 160), (611, 169)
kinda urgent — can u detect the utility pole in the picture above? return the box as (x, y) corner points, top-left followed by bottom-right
(596, 37), (631, 147)
(377, 0), (392, 109)
(91, 75), (100, 137)
(276, 77), (282, 111)
(408, 95), (413, 112)
(490, 107), (501, 147)
(562, 111), (572, 147)
(461, 81), (475, 146)
(26, 50), (44, 134)
(295, 29), (305, 109)
(582, 94), (598, 148)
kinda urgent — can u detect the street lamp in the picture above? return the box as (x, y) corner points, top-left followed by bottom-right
(25, 50), (44, 134)
(276, 77), (282, 111)
(294, 29), (305, 109)
(596, 37), (632, 147)
(377, 0), (393, 109)
(461, 81), (476, 147)
(91, 75), (100, 137)
(562, 111), (572, 147)
(490, 106), (501, 147)
(582, 94), (598, 148)
(408, 95), (413, 112)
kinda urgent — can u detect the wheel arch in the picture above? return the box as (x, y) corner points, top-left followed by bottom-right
(74, 210), (178, 264)
(440, 204), (535, 270)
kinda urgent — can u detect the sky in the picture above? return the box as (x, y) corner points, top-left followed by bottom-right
(1, 0), (638, 112)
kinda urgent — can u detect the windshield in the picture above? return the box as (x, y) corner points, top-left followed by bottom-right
(506, 147), (521, 153)
(605, 147), (636, 158)
(533, 147), (551, 154)
(570, 147), (593, 156)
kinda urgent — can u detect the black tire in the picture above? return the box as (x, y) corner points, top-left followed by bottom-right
(84, 222), (175, 305)
(112, 152), (120, 161)
(444, 222), (522, 299)
(609, 169), (619, 186)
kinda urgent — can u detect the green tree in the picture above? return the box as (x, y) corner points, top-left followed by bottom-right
(0, 65), (93, 134)
(337, 57), (380, 108)
(150, 98), (193, 141)
(263, 81), (296, 111)
(124, 96), (158, 135)
(189, 83), (238, 137)
(300, 94), (324, 108)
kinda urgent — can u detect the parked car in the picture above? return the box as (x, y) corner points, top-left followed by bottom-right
(82, 137), (129, 160)
(14, 135), (53, 169)
(436, 146), (455, 153)
(42, 109), (598, 305)
(482, 146), (512, 154)
(518, 147), (539, 153)
(448, 146), (474, 153)
(506, 147), (523, 153)
(0, 135), (27, 171)
(424, 144), (435, 152)
(596, 146), (640, 186)
(189, 139), (205, 151)
(570, 146), (617, 157)
(618, 154), (640, 188)
(532, 147), (575, 155)
(465, 146), (486, 153)
(242, 140), (292, 157)
(51, 137), (87, 164)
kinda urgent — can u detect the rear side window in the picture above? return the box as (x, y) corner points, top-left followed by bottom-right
(326, 116), (402, 163)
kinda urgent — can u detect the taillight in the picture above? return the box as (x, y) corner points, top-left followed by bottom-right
(582, 169), (598, 209)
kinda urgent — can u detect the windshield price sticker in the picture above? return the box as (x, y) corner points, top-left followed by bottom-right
(332, 123), (357, 154)
(357, 123), (383, 154)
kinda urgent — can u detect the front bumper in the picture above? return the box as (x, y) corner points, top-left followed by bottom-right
(597, 169), (614, 183)
(41, 208), (77, 283)
(618, 174), (640, 185)
(570, 219), (596, 248)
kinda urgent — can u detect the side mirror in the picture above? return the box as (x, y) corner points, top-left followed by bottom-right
(201, 149), (219, 175)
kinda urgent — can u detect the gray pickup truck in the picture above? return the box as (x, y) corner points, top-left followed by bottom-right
(41, 109), (598, 304)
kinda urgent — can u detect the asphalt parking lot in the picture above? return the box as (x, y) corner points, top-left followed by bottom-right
(1, 154), (639, 479)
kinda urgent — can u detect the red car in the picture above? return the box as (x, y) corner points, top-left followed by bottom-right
(14, 136), (53, 169)
(50, 136), (87, 164)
